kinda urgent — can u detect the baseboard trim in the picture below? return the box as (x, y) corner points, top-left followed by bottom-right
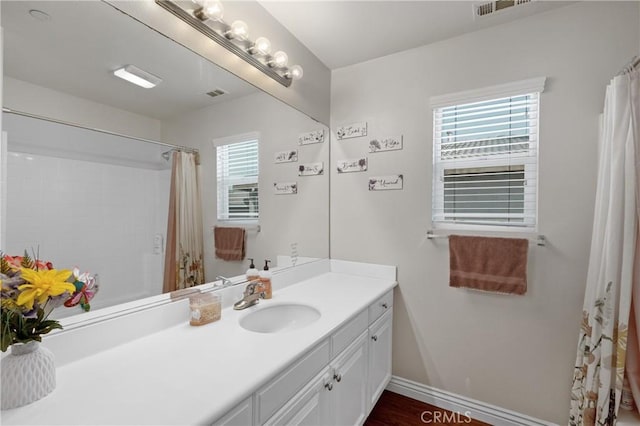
(386, 376), (557, 426)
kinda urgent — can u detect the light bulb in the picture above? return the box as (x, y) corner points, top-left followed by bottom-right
(194, 0), (223, 21)
(287, 65), (304, 80)
(270, 51), (288, 68)
(250, 37), (272, 56)
(228, 20), (249, 41)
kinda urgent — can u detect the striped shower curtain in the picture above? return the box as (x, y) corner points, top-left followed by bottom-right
(163, 151), (205, 292)
(569, 68), (639, 425)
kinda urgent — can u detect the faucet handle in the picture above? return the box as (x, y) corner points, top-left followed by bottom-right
(215, 275), (233, 287)
(245, 280), (261, 296)
(233, 281), (265, 310)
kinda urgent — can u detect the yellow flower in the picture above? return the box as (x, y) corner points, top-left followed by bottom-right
(1, 297), (19, 311)
(17, 268), (75, 311)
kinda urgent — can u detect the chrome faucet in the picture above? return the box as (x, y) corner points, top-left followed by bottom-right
(233, 281), (265, 310)
(215, 275), (233, 288)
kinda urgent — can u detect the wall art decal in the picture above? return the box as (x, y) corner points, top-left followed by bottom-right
(298, 130), (325, 145)
(274, 150), (298, 163)
(298, 162), (324, 176)
(274, 182), (298, 195)
(369, 135), (403, 153)
(369, 174), (404, 191)
(336, 157), (368, 173)
(336, 122), (367, 140)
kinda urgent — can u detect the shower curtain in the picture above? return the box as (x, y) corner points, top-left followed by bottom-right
(569, 68), (639, 425)
(163, 151), (205, 293)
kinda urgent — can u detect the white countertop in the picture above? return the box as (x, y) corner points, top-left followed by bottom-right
(2, 262), (396, 425)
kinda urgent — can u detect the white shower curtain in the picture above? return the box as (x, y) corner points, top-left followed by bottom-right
(163, 151), (205, 292)
(569, 68), (639, 425)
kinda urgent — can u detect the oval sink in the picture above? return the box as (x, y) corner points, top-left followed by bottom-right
(239, 303), (321, 333)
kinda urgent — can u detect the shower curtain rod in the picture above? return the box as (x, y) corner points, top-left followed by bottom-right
(2, 107), (199, 155)
(618, 56), (639, 76)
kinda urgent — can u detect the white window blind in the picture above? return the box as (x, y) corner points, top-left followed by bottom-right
(432, 79), (544, 229)
(216, 139), (259, 221)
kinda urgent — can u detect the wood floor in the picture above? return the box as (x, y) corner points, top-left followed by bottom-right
(364, 391), (491, 426)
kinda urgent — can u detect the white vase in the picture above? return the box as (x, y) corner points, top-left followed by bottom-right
(1, 341), (56, 410)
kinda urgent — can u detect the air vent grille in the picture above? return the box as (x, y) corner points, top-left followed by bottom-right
(206, 88), (227, 98)
(474, 0), (533, 18)
(475, 2), (495, 16)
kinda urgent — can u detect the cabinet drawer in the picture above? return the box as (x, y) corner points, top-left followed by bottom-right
(368, 291), (393, 324)
(331, 309), (368, 358)
(256, 339), (330, 425)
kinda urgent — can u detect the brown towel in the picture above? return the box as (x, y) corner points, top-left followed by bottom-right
(214, 226), (246, 261)
(449, 235), (528, 295)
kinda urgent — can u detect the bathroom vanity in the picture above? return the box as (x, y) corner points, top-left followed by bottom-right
(1, 260), (397, 425)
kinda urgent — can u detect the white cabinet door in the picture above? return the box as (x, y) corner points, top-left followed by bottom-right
(367, 309), (392, 411)
(331, 331), (368, 426)
(212, 397), (253, 426)
(264, 368), (332, 426)
(256, 340), (330, 424)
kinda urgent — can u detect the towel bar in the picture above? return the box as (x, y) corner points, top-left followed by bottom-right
(212, 225), (261, 233)
(426, 230), (546, 247)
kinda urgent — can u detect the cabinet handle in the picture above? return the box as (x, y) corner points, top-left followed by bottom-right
(381, 303), (388, 309)
(371, 335), (378, 342)
(325, 382), (333, 391)
(334, 373), (342, 382)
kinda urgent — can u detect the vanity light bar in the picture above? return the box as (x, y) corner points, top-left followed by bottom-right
(113, 65), (162, 89)
(155, 0), (295, 88)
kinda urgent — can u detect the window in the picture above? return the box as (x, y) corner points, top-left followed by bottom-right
(216, 135), (259, 221)
(431, 78), (545, 229)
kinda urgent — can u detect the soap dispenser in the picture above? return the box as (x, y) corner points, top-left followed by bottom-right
(246, 258), (260, 282)
(260, 260), (272, 299)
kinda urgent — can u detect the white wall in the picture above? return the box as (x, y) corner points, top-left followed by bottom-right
(3, 77), (162, 141)
(5, 150), (169, 316)
(107, 0), (331, 125)
(162, 91), (329, 280)
(0, 25), (5, 250)
(330, 2), (640, 424)
(1, 75), (170, 314)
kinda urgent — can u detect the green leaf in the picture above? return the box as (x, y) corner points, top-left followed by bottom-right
(20, 250), (34, 269)
(0, 253), (11, 275)
(0, 306), (64, 351)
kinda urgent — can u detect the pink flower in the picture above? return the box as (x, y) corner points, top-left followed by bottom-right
(3, 255), (52, 271)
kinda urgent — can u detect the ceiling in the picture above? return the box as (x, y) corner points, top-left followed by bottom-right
(260, 1), (575, 70)
(1, 1), (258, 120)
(1, 0), (575, 120)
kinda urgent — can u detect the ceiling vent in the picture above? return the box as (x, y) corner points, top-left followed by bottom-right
(206, 88), (227, 98)
(474, 0), (532, 18)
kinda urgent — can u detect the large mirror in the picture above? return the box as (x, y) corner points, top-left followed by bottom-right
(0, 1), (329, 318)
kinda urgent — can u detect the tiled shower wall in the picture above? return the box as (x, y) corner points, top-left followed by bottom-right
(6, 152), (170, 316)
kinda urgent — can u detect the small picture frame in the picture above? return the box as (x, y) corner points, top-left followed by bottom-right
(298, 130), (325, 145)
(369, 174), (403, 191)
(369, 135), (403, 153)
(274, 182), (298, 195)
(336, 157), (368, 173)
(274, 150), (298, 163)
(336, 122), (367, 140)
(298, 162), (324, 176)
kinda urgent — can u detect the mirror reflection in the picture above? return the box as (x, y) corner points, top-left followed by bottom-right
(1, 1), (329, 318)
